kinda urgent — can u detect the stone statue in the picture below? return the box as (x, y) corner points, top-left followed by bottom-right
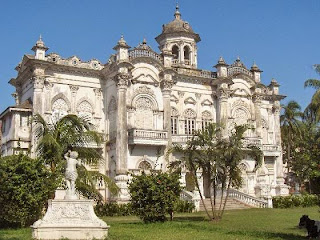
(64, 150), (81, 199)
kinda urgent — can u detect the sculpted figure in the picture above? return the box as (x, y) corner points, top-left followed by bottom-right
(64, 150), (81, 199)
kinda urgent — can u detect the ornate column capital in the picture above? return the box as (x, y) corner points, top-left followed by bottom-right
(94, 88), (102, 97)
(252, 94), (262, 104)
(44, 81), (53, 90)
(115, 73), (130, 89)
(69, 85), (79, 97)
(217, 87), (230, 101)
(32, 76), (45, 90)
(160, 79), (174, 94)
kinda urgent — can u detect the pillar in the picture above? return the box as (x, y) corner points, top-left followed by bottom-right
(253, 94), (262, 138)
(217, 85), (229, 137)
(114, 72), (130, 202)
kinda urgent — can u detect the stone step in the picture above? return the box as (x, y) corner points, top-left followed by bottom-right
(199, 197), (253, 211)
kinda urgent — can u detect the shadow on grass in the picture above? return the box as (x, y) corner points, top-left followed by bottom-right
(173, 216), (207, 222)
(225, 230), (305, 240)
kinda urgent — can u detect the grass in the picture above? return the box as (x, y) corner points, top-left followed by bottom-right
(0, 207), (319, 240)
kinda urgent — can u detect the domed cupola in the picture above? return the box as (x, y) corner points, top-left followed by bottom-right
(155, 4), (200, 69)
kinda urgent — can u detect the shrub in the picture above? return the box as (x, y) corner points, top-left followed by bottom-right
(174, 199), (195, 213)
(128, 171), (182, 223)
(273, 194), (319, 208)
(94, 202), (133, 217)
(0, 154), (57, 227)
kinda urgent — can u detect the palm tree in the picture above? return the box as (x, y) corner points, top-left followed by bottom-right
(280, 101), (302, 168)
(170, 123), (262, 221)
(304, 64), (320, 122)
(33, 114), (118, 201)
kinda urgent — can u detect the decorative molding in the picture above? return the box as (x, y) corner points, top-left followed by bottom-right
(170, 94), (179, 103)
(184, 97), (196, 105)
(201, 99), (213, 106)
(94, 88), (102, 97)
(202, 110), (212, 120)
(183, 108), (196, 119)
(178, 91), (185, 97)
(171, 107), (179, 117)
(133, 85), (155, 98)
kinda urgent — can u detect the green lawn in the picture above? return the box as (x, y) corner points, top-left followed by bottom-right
(0, 207), (318, 240)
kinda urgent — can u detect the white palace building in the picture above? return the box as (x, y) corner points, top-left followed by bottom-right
(0, 6), (289, 203)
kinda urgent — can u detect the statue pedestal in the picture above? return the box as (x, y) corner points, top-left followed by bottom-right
(31, 199), (109, 240)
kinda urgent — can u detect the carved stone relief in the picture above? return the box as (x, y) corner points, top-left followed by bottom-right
(183, 108), (196, 119)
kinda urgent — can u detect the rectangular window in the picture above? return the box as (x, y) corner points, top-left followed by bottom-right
(202, 120), (211, 131)
(171, 117), (178, 135)
(184, 119), (195, 135)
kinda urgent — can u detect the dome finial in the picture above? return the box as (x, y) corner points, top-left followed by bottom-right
(174, 1), (181, 19)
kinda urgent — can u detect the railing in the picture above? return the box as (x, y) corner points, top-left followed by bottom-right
(242, 137), (262, 146)
(173, 67), (217, 79)
(172, 135), (193, 143)
(180, 189), (201, 212)
(228, 189), (269, 208)
(228, 67), (253, 78)
(261, 144), (280, 151)
(172, 59), (179, 65)
(129, 49), (163, 63)
(128, 129), (168, 145)
(129, 129), (167, 139)
(184, 59), (191, 65)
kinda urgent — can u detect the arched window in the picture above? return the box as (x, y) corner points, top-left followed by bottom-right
(172, 45), (179, 60)
(184, 46), (190, 64)
(77, 100), (93, 123)
(138, 160), (152, 170)
(52, 98), (69, 122)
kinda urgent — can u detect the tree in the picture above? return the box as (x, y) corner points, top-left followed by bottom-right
(170, 123), (262, 221)
(290, 121), (320, 193)
(280, 101), (302, 168)
(33, 114), (118, 201)
(304, 64), (320, 123)
(0, 154), (57, 227)
(128, 171), (182, 223)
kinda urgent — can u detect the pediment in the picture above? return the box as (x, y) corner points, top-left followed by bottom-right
(170, 94), (179, 103)
(132, 73), (159, 86)
(184, 97), (196, 105)
(201, 99), (213, 106)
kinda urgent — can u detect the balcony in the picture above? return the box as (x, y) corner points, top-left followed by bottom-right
(172, 135), (193, 144)
(128, 129), (168, 146)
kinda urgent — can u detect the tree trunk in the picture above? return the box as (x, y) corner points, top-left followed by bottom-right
(220, 179), (232, 219)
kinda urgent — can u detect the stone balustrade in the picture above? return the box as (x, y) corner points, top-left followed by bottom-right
(173, 67), (217, 79)
(129, 49), (163, 63)
(172, 135), (193, 143)
(228, 189), (269, 208)
(180, 189), (200, 211)
(228, 67), (253, 78)
(128, 129), (168, 145)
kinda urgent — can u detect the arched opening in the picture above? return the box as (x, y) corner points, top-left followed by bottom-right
(184, 46), (190, 65)
(172, 45), (179, 60)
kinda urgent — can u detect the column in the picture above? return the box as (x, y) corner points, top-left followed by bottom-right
(115, 73), (129, 175)
(94, 88), (102, 119)
(253, 94), (262, 138)
(273, 102), (281, 145)
(31, 67), (45, 158)
(217, 86), (229, 137)
(69, 85), (79, 113)
(114, 72), (130, 202)
(161, 76), (174, 170)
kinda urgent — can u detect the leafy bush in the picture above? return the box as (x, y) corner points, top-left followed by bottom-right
(0, 154), (57, 227)
(128, 171), (182, 223)
(273, 194), (319, 208)
(174, 199), (195, 213)
(94, 202), (133, 217)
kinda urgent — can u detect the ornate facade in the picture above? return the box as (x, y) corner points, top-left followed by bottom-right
(0, 6), (289, 201)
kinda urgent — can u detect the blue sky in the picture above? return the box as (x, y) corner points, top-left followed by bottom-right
(0, 0), (319, 112)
